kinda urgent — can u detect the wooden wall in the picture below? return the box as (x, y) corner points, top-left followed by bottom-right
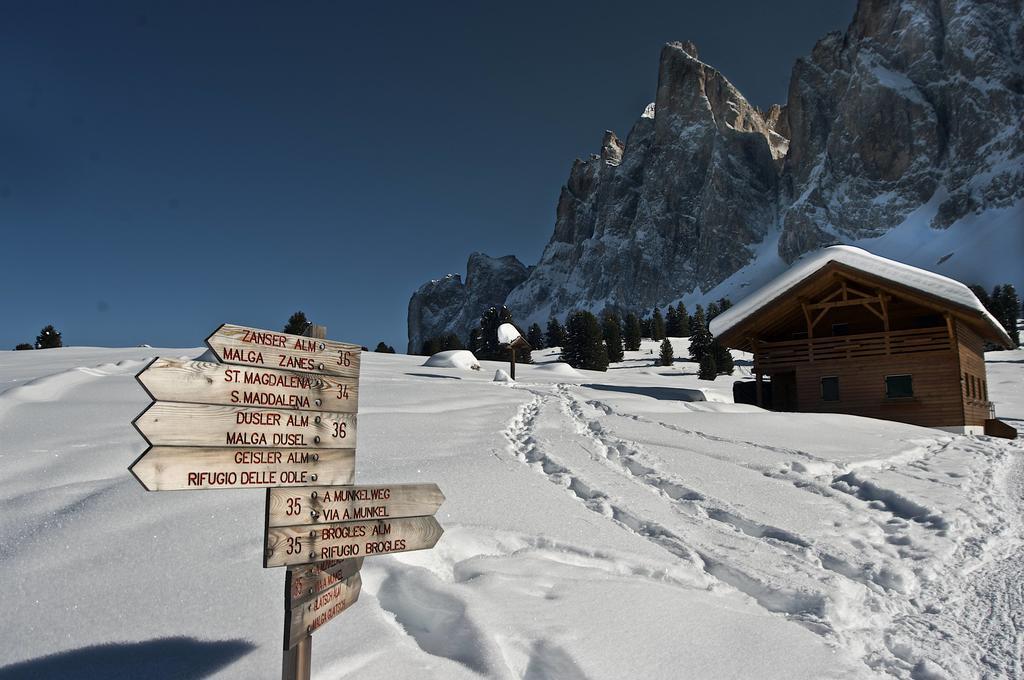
(956, 321), (990, 426)
(781, 349), (965, 427)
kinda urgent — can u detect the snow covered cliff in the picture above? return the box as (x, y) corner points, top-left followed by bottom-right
(409, 0), (1023, 350)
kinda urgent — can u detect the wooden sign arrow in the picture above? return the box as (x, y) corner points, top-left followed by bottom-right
(137, 358), (358, 413)
(206, 324), (361, 379)
(133, 402), (356, 449)
(286, 557), (363, 609)
(266, 483), (445, 527)
(129, 446), (355, 491)
(264, 515), (444, 568)
(284, 572), (361, 650)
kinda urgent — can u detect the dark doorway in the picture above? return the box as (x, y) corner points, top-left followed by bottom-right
(771, 371), (798, 411)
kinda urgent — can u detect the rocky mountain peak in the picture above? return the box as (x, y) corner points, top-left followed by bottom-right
(408, 0), (1022, 351)
(406, 253), (528, 354)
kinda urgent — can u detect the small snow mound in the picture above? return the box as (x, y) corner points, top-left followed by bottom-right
(534, 362), (583, 378)
(423, 350), (481, 371)
(493, 369), (513, 382)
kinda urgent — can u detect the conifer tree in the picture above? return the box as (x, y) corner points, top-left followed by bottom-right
(527, 323), (545, 350)
(665, 306), (680, 337)
(623, 313), (642, 351)
(688, 306), (712, 363)
(676, 303), (690, 337)
(991, 284), (1021, 347)
(651, 308), (665, 340)
(283, 311), (309, 335)
(439, 333), (464, 351)
(640, 315), (652, 339)
(969, 285), (991, 310)
(717, 297), (733, 314)
(467, 327), (482, 355)
(562, 311), (608, 371)
(659, 337), (674, 366)
(15, 343), (33, 351)
(713, 341), (734, 375)
(374, 342), (396, 353)
(602, 312), (624, 363)
(706, 301), (721, 321)
(36, 325), (62, 349)
(698, 353), (717, 380)
(546, 317), (568, 349)
(420, 338), (441, 355)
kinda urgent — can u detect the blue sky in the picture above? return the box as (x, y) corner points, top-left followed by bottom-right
(1, 1), (855, 350)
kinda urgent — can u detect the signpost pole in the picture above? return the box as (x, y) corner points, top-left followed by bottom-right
(282, 629), (311, 680)
(282, 323), (327, 680)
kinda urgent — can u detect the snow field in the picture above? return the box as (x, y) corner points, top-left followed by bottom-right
(0, 338), (1021, 679)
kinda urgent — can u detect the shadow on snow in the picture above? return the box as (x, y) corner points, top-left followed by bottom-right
(581, 383), (707, 402)
(0, 637), (255, 680)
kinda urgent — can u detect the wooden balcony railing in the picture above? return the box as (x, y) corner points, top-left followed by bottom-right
(755, 327), (951, 371)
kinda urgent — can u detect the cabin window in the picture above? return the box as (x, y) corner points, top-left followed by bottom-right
(982, 379), (988, 401)
(831, 323), (849, 336)
(963, 372), (969, 397)
(885, 374), (914, 399)
(820, 376), (840, 401)
(969, 375), (977, 399)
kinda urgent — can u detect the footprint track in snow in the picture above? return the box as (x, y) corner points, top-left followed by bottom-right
(502, 392), (836, 628)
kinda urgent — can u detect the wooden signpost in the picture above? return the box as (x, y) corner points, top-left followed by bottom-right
(265, 515), (445, 567)
(129, 446), (356, 490)
(266, 483), (445, 527)
(133, 402), (357, 449)
(206, 323), (361, 378)
(137, 358), (359, 412)
(285, 572), (362, 650)
(129, 323), (445, 680)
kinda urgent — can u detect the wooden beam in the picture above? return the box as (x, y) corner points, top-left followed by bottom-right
(800, 305), (814, 361)
(945, 313), (956, 352)
(805, 296), (884, 312)
(811, 306), (830, 330)
(878, 290), (890, 354)
(819, 287), (844, 304)
(863, 302), (886, 321)
(801, 303), (812, 336)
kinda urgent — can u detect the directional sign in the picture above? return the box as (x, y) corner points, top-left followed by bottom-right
(137, 358), (359, 413)
(129, 446), (356, 491)
(284, 572), (361, 650)
(286, 557), (363, 608)
(264, 516), (444, 568)
(133, 402), (356, 449)
(206, 324), (361, 379)
(267, 483), (445, 527)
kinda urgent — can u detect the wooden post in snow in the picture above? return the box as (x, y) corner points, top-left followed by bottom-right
(498, 323), (531, 382)
(282, 322), (327, 680)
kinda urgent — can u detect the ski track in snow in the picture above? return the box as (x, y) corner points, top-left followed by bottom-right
(501, 380), (1024, 680)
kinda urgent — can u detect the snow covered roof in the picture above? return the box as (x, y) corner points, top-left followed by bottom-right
(497, 323), (530, 348)
(710, 246), (1010, 346)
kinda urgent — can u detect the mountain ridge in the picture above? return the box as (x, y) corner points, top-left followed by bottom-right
(408, 0), (1023, 352)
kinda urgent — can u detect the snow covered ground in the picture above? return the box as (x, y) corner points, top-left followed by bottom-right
(0, 339), (1022, 679)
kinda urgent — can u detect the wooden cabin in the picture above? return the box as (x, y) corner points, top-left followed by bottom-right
(710, 246), (1014, 435)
